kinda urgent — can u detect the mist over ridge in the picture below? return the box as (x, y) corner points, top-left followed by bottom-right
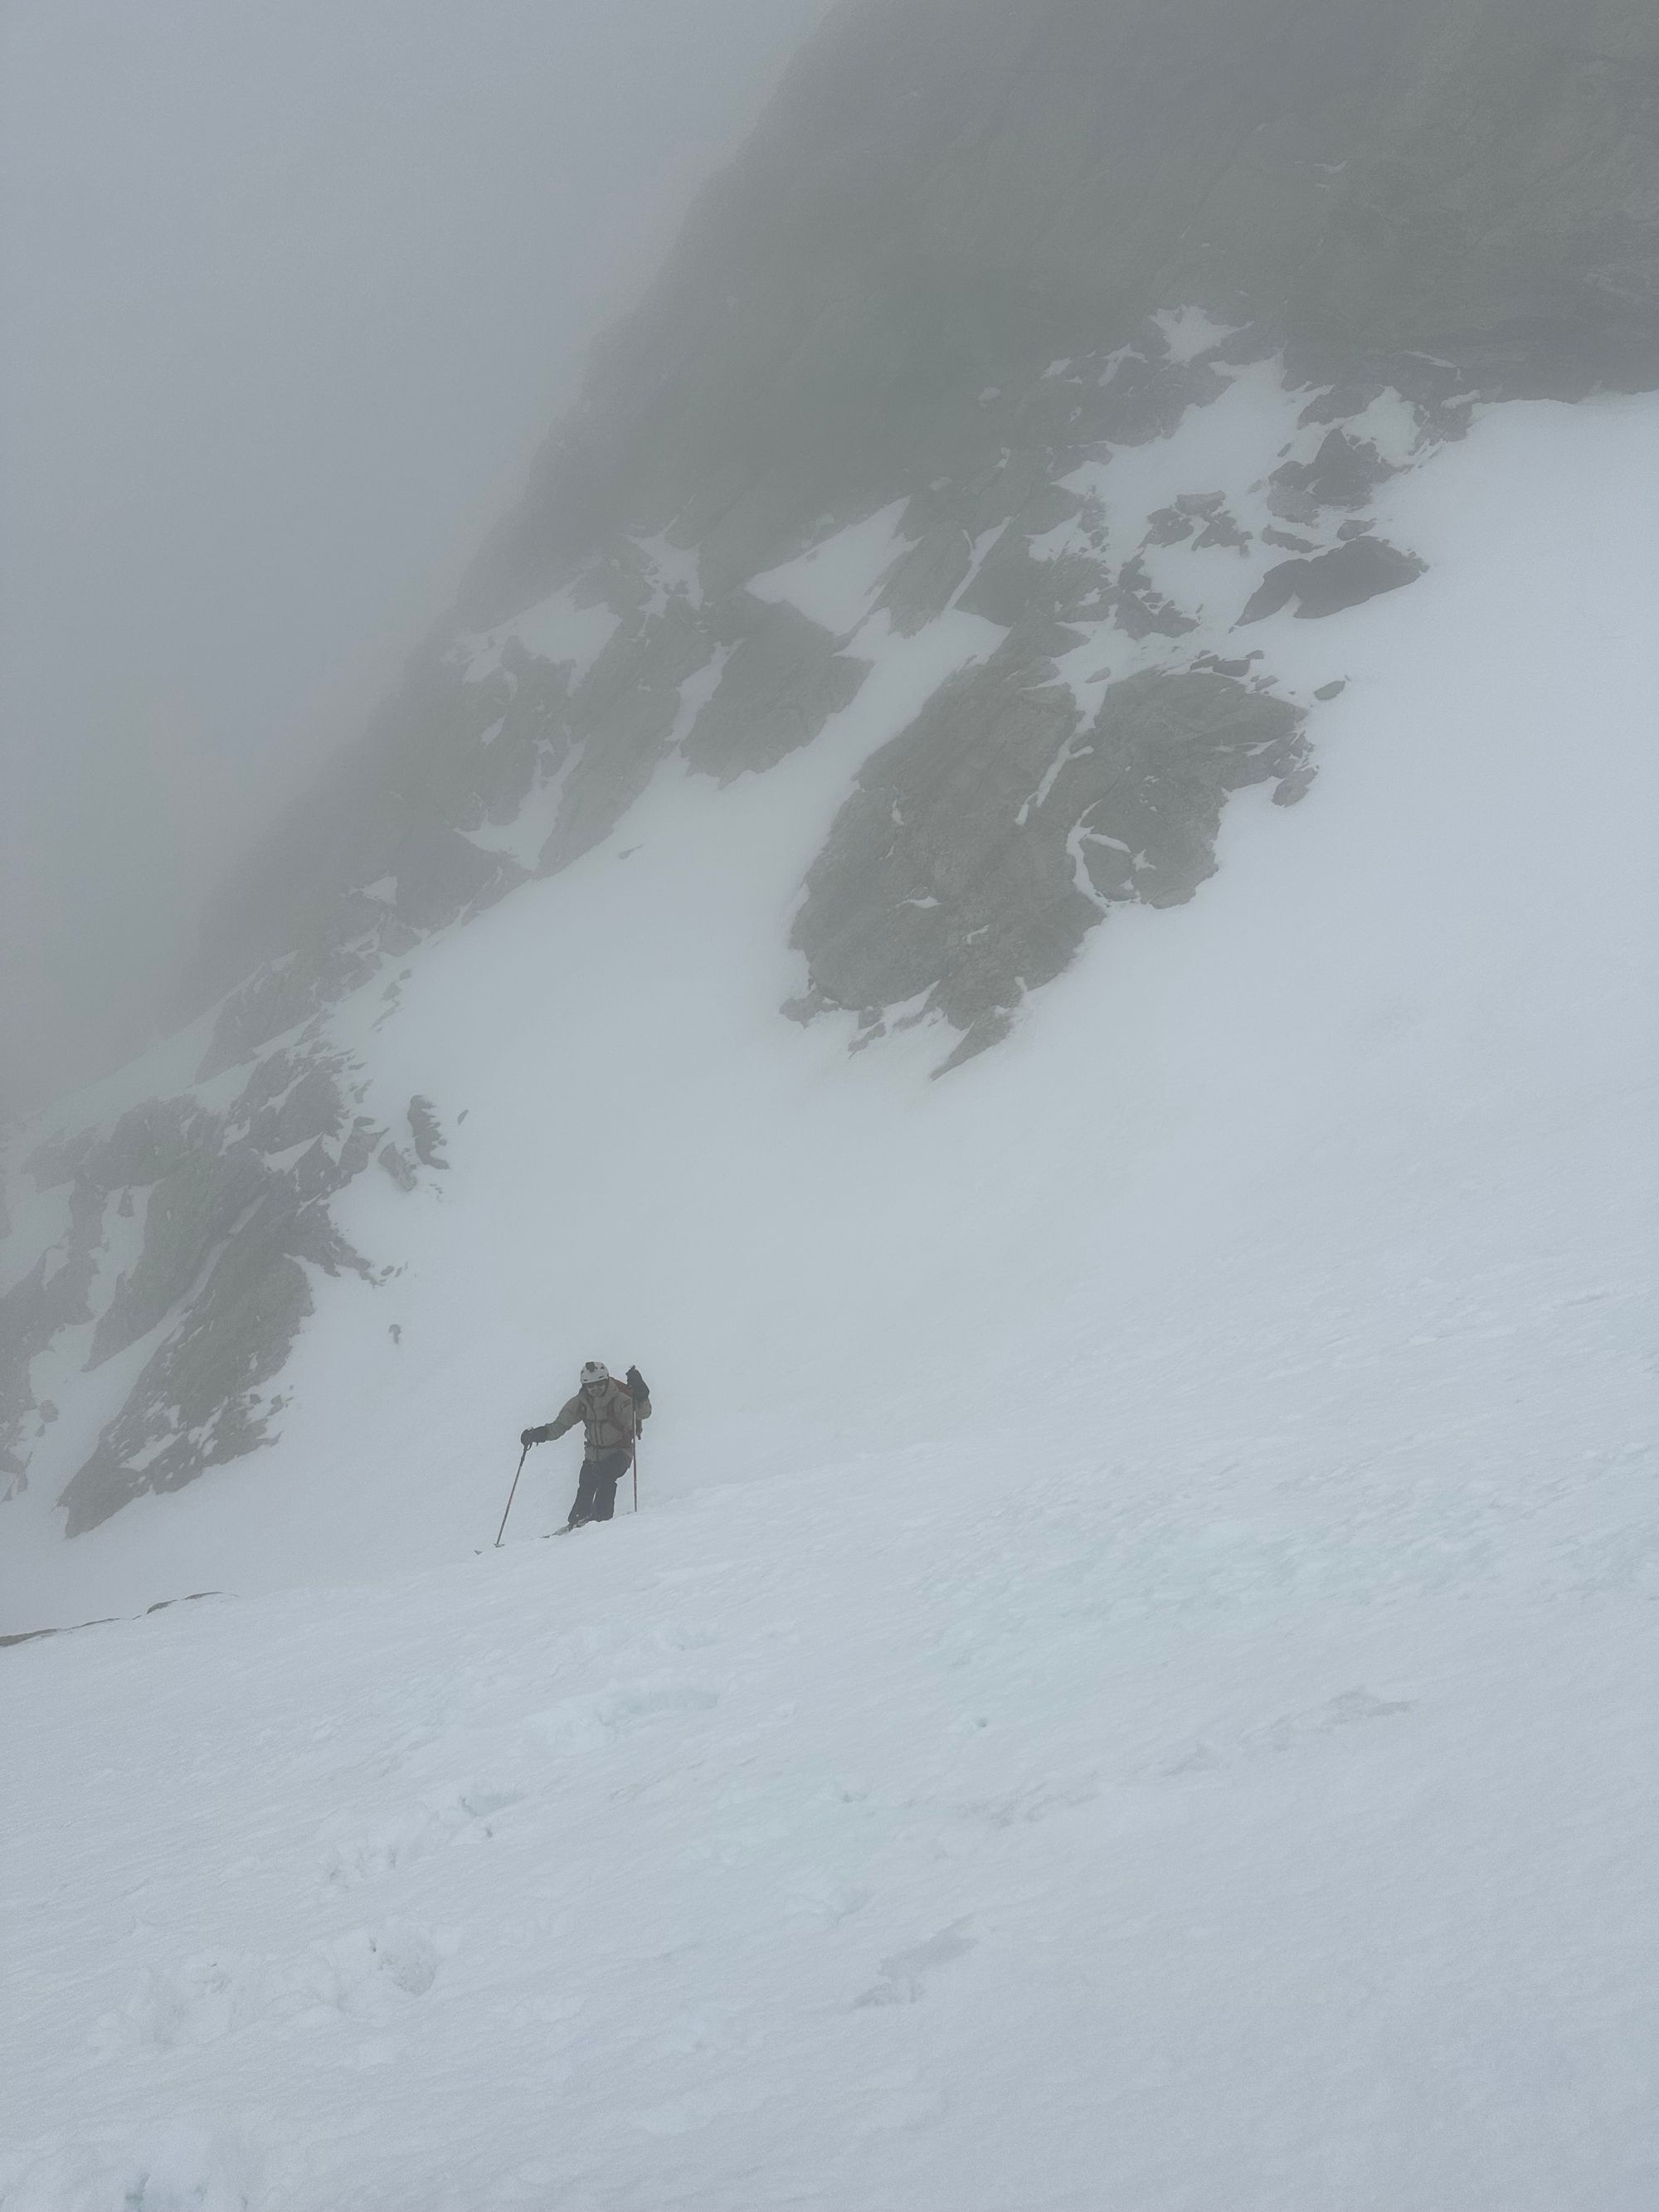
(2, 0), (833, 1118)
(183, 0), (1659, 1018)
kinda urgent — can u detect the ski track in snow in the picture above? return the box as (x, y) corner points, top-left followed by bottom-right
(1, 405), (1657, 2207)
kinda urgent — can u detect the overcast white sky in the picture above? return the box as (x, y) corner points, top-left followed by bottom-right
(1, 0), (832, 1116)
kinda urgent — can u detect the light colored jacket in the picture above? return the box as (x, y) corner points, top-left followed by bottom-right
(547, 1375), (649, 1461)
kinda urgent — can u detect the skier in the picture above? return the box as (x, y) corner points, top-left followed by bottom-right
(521, 1361), (650, 1530)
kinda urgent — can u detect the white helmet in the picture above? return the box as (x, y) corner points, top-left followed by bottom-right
(580, 1360), (610, 1388)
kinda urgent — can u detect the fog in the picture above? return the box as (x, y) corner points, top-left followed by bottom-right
(1, 0), (831, 1119)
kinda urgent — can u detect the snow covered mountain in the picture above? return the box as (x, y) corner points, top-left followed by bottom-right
(6, 0), (1656, 1569)
(2, 2), (1657, 2201)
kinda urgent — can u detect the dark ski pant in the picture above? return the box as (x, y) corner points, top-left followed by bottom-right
(569, 1449), (630, 1526)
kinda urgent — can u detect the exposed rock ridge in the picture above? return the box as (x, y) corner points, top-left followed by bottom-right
(180, 0), (1659, 1027)
(2, 1042), (453, 1530)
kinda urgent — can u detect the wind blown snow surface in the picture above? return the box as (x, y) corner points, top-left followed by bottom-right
(2, 399), (1657, 2209)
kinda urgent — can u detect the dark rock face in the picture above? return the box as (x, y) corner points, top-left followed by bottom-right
(1, 1037), (455, 1530)
(62, 1231), (319, 1536)
(1269, 430), (1400, 517)
(1238, 538), (1428, 624)
(682, 601), (868, 782)
(406, 1096), (450, 1170)
(791, 664), (1307, 1067)
(0, 1179), (106, 1493)
(87, 1144), (269, 1368)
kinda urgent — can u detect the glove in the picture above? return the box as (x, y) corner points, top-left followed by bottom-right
(521, 1425), (550, 1447)
(625, 1366), (649, 1405)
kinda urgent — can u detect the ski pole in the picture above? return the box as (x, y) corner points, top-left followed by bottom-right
(632, 1438), (639, 1514)
(494, 1443), (530, 1548)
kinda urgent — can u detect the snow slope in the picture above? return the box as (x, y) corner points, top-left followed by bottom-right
(2, 397), (1657, 2207)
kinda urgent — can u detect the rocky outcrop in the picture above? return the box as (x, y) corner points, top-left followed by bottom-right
(791, 664), (1306, 1067)
(87, 1142), (269, 1369)
(1238, 537), (1427, 625)
(60, 1198), (341, 1536)
(681, 602), (868, 784)
(2, 1038), (455, 1531)
(173, 0), (1659, 1037)
(406, 1096), (449, 1171)
(1, 1174), (106, 1493)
